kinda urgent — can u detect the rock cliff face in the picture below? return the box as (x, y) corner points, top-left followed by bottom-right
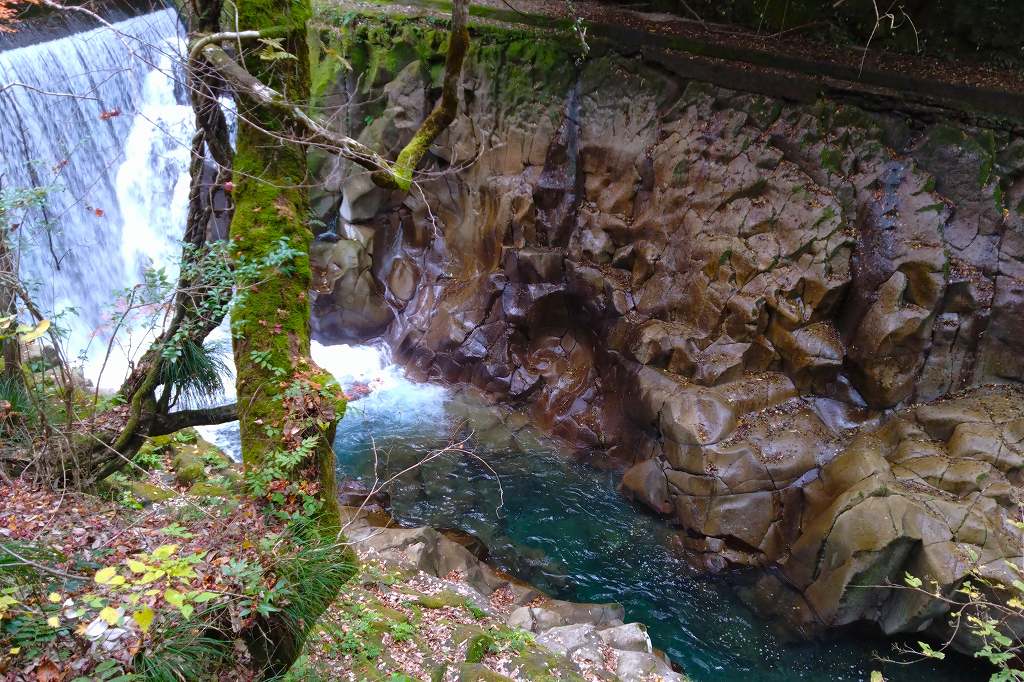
(308, 12), (1024, 646)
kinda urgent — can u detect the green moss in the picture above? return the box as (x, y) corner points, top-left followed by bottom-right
(172, 449), (206, 485)
(312, 10), (575, 117)
(188, 481), (233, 498)
(819, 147), (843, 175)
(129, 481), (174, 504)
(465, 633), (494, 663)
(229, 0), (349, 669)
(416, 590), (472, 609)
(458, 663), (514, 682)
(508, 649), (577, 682)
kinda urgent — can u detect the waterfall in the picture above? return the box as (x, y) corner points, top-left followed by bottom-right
(0, 8), (191, 388)
(0, 9), (429, 460)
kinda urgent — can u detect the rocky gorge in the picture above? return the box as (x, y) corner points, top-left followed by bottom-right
(306, 0), (1024, 660)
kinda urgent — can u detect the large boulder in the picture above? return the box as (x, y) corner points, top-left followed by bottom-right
(748, 385), (1024, 652)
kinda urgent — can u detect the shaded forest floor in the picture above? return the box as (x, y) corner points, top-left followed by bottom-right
(468, 0), (1024, 92)
(0, 430), (674, 681)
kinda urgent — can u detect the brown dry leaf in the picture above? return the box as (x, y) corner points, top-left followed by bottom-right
(35, 659), (61, 682)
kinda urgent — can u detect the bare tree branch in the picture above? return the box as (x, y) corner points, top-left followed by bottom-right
(150, 402), (238, 435)
(373, 0), (469, 190)
(194, 0), (469, 192)
(198, 43), (402, 183)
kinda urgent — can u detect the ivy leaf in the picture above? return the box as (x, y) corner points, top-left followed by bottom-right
(99, 607), (120, 625)
(126, 559), (148, 574)
(132, 606), (154, 633)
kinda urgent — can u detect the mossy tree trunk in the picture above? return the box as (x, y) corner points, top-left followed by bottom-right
(231, 0), (341, 524)
(228, 0), (345, 672)
(0, 228), (20, 384)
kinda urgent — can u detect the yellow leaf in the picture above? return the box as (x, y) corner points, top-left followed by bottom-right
(47, 592), (61, 603)
(164, 588), (184, 608)
(126, 559), (148, 574)
(17, 319), (49, 342)
(152, 544), (178, 561)
(99, 607), (120, 625)
(94, 566), (119, 585)
(138, 570), (165, 584)
(8, 647), (19, 655)
(46, 616), (60, 628)
(132, 606), (154, 633)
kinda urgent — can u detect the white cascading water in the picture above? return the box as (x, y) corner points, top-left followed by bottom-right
(0, 9), (440, 457)
(0, 9), (190, 388)
(200, 341), (448, 459)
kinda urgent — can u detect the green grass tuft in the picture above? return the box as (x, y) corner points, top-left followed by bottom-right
(159, 340), (231, 408)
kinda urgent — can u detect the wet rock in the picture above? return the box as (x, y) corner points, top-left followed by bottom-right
(439, 527), (490, 562)
(340, 507), (688, 680)
(755, 385), (1024, 654)
(310, 236), (392, 341)
(311, 15), (1024, 651)
(619, 458), (671, 515)
(336, 479), (391, 513)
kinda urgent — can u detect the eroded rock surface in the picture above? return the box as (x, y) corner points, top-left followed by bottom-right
(309, 11), (1024, 647)
(746, 385), (1024, 646)
(341, 507), (687, 681)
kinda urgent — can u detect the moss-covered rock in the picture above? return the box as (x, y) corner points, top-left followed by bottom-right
(458, 663), (514, 682)
(463, 632), (493, 663)
(187, 481), (233, 498)
(128, 481), (174, 504)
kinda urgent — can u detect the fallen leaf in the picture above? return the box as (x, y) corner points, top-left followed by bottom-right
(94, 566), (119, 584)
(35, 660), (60, 681)
(133, 606), (154, 633)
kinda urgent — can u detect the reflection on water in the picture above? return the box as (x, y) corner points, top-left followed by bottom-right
(326, 344), (985, 682)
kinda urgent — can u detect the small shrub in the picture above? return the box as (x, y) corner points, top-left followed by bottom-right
(389, 620), (416, 642)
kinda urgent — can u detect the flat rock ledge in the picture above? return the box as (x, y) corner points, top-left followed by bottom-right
(324, 507), (688, 681)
